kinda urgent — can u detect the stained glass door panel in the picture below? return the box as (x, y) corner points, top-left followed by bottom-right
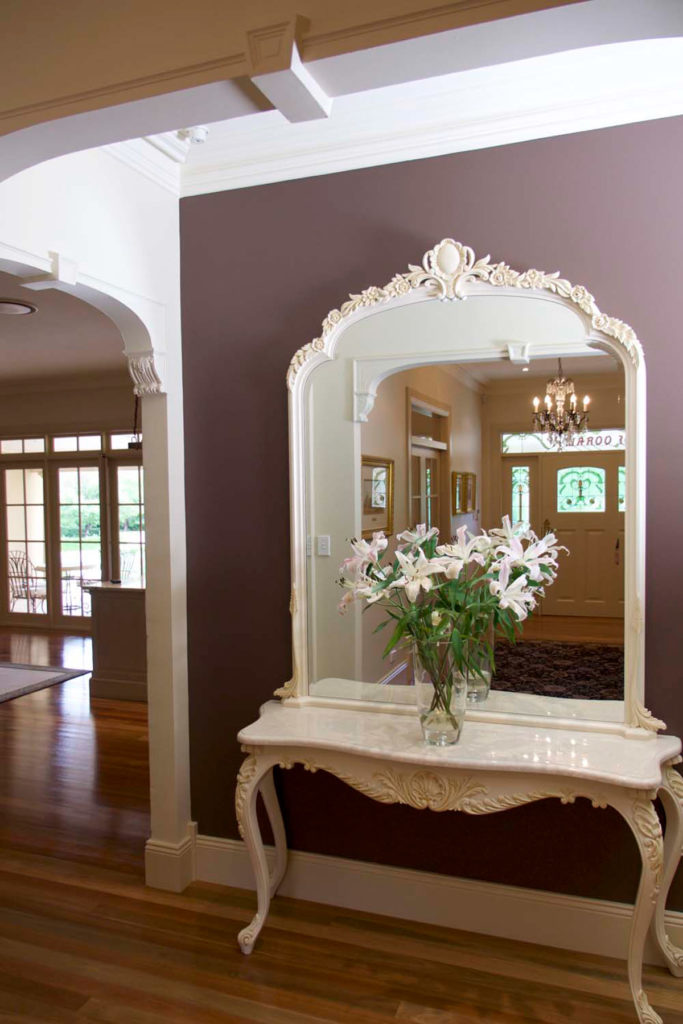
(4, 467), (47, 616)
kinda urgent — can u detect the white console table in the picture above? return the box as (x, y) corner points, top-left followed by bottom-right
(236, 702), (683, 1024)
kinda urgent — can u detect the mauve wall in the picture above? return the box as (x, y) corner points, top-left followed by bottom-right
(181, 116), (683, 908)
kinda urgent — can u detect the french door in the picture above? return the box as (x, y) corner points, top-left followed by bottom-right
(501, 452), (624, 619)
(1, 448), (144, 629)
(51, 460), (104, 622)
(540, 452), (624, 618)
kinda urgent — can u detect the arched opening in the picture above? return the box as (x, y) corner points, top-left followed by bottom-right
(0, 241), (191, 890)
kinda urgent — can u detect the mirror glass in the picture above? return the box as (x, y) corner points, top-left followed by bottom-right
(304, 296), (626, 723)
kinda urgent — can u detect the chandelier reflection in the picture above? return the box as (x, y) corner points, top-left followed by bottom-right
(532, 360), (590, 450)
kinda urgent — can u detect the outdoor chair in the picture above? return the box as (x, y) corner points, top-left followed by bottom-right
(8, 549), (47, 613)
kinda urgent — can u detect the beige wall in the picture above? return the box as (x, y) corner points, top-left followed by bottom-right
(481, 369), (625, 528)
(361, 363), (483, 541)
(0, 372), (133, 437)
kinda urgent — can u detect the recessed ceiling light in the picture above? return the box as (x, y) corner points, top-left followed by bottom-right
(0, 298), (37, 316)
(522, 366), (529, 372)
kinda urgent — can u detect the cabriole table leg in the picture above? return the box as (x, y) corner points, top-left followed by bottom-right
(616, 795), (665, 1024)
(235, 752), (278, 954)
(652, 764), (683, 978)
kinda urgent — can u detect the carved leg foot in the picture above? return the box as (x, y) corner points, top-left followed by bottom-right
(617, 796), (664, 1024)
(235, 753), (276, 954)
(260, 768), (288, 897)
(652, 764), (683, 977)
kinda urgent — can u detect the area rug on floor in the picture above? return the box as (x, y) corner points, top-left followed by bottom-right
(493, 641), (624, 700)
(0, 663), (88, 703)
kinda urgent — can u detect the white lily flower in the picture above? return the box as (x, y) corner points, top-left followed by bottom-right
(350, 531), (388, 566)
(488, 514), (534, 545)
(489, 560), (536, 621)
(495, 532), (565, 582)
(396, 523), (439, 551)
(390, 549), (443, 602)
(436, 525), (486, 578)
(337, 591), (355, 614)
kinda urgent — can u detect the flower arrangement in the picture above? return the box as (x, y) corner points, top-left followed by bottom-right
(338, 517), (566, 742)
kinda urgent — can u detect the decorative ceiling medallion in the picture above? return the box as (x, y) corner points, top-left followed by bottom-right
(287, 238), (642, 389)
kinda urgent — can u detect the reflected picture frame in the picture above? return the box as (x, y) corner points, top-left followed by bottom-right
(361, 456), (394, 538)
(452, 471), (476, 514)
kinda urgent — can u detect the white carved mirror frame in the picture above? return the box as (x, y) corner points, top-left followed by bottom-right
(279, 239), (663, 738)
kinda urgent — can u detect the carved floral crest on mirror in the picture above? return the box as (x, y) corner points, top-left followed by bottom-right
(279, 238), (659, 737)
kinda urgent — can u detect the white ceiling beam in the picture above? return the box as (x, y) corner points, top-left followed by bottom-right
(248, 18), (332, 123)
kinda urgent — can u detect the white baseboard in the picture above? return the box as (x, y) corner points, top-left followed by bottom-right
(145, 824), (196, 892)
(195, 833), (683, 966)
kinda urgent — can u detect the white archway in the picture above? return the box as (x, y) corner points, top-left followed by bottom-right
(0, 146), (193, 890)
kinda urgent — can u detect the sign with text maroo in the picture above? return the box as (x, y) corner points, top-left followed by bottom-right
(501, 430), (625, 455)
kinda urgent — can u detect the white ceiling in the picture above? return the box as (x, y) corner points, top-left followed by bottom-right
(463, 352), (623, 384)
(0, 271), (127, 382)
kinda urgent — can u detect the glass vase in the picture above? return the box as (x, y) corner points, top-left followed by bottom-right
(465, 623), (494, 705)
(412, 638), (467, 746)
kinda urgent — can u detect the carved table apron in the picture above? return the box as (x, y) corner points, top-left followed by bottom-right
(236, 702), (683, 1024)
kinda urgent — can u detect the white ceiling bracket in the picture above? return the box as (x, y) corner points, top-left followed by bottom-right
(21, 251), (79, 291)
(248, 16), (332, 123)
(506, 342), (531, 365)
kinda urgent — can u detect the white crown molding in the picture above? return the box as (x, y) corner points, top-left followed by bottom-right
(144, 131), (193, 164)
(180, 40), (683, 197)
(195, 832), (683, 967)
(105, 137), (182, 196)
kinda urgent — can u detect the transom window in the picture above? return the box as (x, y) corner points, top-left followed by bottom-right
(1, 437), (45, 454)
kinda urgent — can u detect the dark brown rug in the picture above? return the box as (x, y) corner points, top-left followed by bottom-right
(493, 640), (623, 700)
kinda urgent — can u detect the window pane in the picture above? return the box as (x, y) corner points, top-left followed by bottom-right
(59, 468), (79, 504)
(26, 505), (44, 541)
(1, 439), (22, 454)
(24, 438), (45, 454)
(109, 433), (141, 450)
(80, 507), (101, 541)
(78, 434), (101, 451)
(6, 505), (26, 540)
(119, 504), (143, 539)
(557, 466), (606, 513)
(79, 468), (100, 504)
(118, 466), (140, 503)
(27, 542), (46, 570)
(53, 436), (78, 452)
(5, 468), (24, 504)
(120, 543), (143, 585)
(618, 466), (626, 511)
(25, 468), (44, 504)
(60, 505), (79, 541)
(80, 543), (102, 578)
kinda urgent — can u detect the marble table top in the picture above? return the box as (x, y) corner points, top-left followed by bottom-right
(239, 701), (681, 789)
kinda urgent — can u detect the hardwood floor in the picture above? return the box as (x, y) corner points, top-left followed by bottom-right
(0, 628), (681, 1023)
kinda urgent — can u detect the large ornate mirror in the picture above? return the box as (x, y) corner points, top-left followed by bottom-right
(279, 240), (662, 736)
